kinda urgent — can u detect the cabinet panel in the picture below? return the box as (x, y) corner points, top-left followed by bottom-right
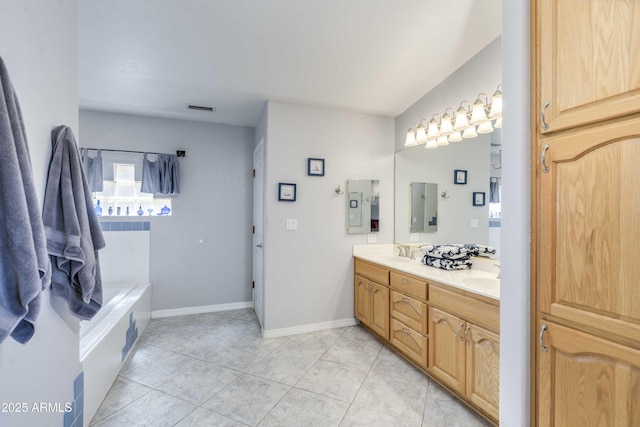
(391, 291), (428, 334)
(390, 318), (428, 369)
(538, 118), (640, 343)
(466, 323), (500, 421)
(370, 282), (390, 340)
(355, 258), (389, 285)
(429, 307), (466, 393)
(390, 271), (427, 300)
(430, 285), (499, 333)
(354, 275), (371, 325)
(538, 0), (640, 133)
(538, 321), (640, 427)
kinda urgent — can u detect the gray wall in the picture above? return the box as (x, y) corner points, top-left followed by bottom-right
(0, 1), (82, 426)
(262, 100), (395, 333)
(79, 110), (255, 311)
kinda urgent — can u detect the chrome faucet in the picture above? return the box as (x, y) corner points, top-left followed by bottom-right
(396, 245), (410, 258)
(493, 264), (501, 279)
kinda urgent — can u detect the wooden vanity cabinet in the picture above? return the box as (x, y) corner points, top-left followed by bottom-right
(354, 259), (389, 340)
(389, 271), (429, 368)
(429, 285), (500, 421)
(353, 257), (499, 425)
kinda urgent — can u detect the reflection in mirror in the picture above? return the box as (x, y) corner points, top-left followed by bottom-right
(410, 182), (438, 233)
(347, 179), (379, 234)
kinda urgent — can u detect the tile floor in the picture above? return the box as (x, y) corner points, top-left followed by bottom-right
(91, 309), (490, 427)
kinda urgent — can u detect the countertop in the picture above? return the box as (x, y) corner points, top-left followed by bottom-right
(353, 244), (500, 300)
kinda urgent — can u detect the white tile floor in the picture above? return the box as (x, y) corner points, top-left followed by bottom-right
(90, 309), (490, 426)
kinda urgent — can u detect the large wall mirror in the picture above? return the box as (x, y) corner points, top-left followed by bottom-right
(394, 131), (500, 258)
(347, 179), (380, 234)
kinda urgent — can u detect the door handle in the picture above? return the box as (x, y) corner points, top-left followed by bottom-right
(541, 144), (550, 173)
(539, 324), (548, 353)
(256, 243), (263, 248)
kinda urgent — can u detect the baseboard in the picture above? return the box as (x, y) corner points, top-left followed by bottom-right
(151, 301), (253, 319)
(261, 317), (358, 339)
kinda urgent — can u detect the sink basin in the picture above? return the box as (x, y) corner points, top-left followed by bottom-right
(460, 277), (500, 291)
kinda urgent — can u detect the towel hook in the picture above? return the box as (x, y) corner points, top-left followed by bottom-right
(335, 185), (344, 195)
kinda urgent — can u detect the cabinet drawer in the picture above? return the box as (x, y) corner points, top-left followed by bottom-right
(390, 318), (428, 368)
(355, 258), (389, 286)
(391, 291), (428, 334)
(390, 271), (427, 300)
(430, 284), (499, 333)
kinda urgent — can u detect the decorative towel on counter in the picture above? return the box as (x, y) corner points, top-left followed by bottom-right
(422, 256), (472, 270)
(43, 125), (106, 320)
(0, 56), (52, 344)
(464, 244), (496, 257)
(420, 244), (469, 260)
(80, 148), (103, 193)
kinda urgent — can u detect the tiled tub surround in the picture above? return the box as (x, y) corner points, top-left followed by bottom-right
(352, 244), (500, 424)
(90, 309), (488, 426)
(81, 223), (153, 425)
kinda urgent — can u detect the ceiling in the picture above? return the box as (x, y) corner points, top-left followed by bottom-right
(78, 0), (502, 128)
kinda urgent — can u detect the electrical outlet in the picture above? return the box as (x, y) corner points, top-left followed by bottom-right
(470, 219), (479, 229)
(286, 218), (297, 230)
(367, 234), (377, 243)
(410, 233), (419, 242)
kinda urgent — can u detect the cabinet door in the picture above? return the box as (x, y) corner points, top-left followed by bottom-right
(466, 323), (499, 421)
(429, 307), (466, 393)
(537, 1), (640, 133)
(370, 282), (389, 339)
(538, 117), (640, 343)
(538, 321), (640, 426)
(354, 275), (371, 326)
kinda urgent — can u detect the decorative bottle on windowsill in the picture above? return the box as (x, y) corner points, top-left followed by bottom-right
(94, 200), (102, 216)
(160, 205), (170, 215)
(137, 205), (144, 216)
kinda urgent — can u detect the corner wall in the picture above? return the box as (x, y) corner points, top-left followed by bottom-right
(263, 101), (394, 333)
(0, 1), (83, 426)
(79, 110), (255, 312)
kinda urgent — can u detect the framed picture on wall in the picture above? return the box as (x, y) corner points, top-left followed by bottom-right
(278, 183), (297, 201)
(473, 191), (486, 206)
(308, 158), (325, 176)
(454, 169), (467, 185)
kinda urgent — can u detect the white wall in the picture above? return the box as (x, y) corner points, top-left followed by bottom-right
(395, 37), (502, 153)
(395, 134), (491, 245)
(0, 1), (83, 426)
(79, 110), (255, 311)
(262, 101), (394, 333)
(500, 0), (531, 424)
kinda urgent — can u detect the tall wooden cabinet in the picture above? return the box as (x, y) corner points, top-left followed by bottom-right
(532, 1), (640, 425)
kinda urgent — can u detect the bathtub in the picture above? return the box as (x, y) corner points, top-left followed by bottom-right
(80, 281), (152, 426)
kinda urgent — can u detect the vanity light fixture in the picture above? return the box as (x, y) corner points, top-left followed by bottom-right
(409, 84), (502, 151)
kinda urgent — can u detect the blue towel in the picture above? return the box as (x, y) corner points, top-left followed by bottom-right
(0, 56), (52, 344)
(43, 125), (106, 320)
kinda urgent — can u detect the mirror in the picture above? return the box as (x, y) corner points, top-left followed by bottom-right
(410, 182), (438, 233)
(347, 179), (380, 234)
(395, 132), (500, 258)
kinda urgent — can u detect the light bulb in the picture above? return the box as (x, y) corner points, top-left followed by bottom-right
(470, 98), (488, 125)
(454, 106), (470, 130)
(448, 131), (462, 142)
(415, 123), (427, 144)
(437, 135), (449, 146)
(477, 121), (494, 134)
(494, 117), (502, 128)
(405, 127), (416, 146)
(426, 118), (440, 139)
(489, 86), (502, 118)
(425, 139), (438, 149)
(462, 126), (478, 139)
(440, 113), (454, 134)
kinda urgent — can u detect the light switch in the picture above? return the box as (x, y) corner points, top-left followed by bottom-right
(367, 234), (377, 243)
(286, 218), (297, 230)
(470, 219), (479, 228)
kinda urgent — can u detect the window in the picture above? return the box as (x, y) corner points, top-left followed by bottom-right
(93, 162), (172, 217)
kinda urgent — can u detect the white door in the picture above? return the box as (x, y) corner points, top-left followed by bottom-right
(252, 139), (265, 328)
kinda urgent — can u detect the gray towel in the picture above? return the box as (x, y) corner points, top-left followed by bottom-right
(43, 125), (106, 320)
(81, 148), (104, 193)
(0, 56), (51, 344)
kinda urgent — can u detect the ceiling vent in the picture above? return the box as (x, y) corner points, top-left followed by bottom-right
(187, 104), (215, 113)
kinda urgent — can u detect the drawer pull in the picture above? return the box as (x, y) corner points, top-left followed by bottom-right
(464, 324), (471, 345)
(400, 297), (412, 304)
(402, 327), (411, 335)
(401, 278), (411, 284)
(539, 324), (548, 353)
(457, 322), (465, 341)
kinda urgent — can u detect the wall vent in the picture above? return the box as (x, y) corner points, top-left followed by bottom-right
(187, 104), (215, 112)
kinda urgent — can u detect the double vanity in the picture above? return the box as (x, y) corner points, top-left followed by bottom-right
(353, 244), (500, 425)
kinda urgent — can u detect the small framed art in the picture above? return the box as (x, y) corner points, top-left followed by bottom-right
(473, 191), (486, 206)
(454, 169), (467, 185)
(308, 158), (325, 176)
(278, 183), (297, 201)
